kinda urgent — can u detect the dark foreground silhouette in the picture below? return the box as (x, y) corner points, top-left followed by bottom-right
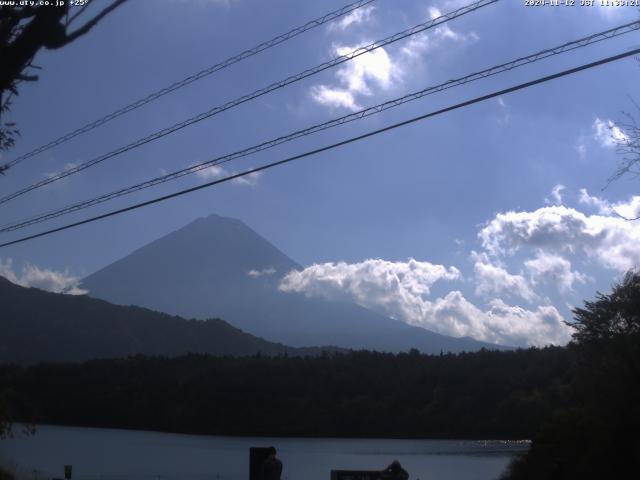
(0, 346), (571, 439)
(1, 273), (639, 479)
(501, 271), (640, 479)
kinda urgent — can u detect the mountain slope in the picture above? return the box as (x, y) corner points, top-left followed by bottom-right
(82, 214), (506, 353)
(0, 277), (332, 364)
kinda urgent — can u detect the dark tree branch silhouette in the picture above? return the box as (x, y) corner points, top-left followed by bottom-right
(0, 1), (127, 163)
(608, 97), (640, 185)
(606, 58), (640, 221)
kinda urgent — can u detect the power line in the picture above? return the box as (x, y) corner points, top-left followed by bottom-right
(1, 46), (637, 249)
(0, 0), (376, 170)
(0, 0), (499, 206)
(1, 20), (638, 234)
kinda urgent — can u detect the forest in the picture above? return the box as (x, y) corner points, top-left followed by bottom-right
(0, 346), (572, 440)
(1, 272), (639, 479)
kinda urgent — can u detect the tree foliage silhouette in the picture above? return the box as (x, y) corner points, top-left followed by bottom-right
(0, 1), (127, 169)
(502, 271), (640, 480)
(569, 270), (640, 342)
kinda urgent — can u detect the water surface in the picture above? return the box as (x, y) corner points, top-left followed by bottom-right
(0, 425), (529, 480)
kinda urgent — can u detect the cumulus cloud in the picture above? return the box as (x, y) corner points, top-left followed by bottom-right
(579, 189), (640, 220)
(279, 258), (460, 324)
(0, 258), (86, 295)
(424, 293), (570, 346)
(593, 117), (628, 148)
(329, 5), (374, 31)
(279, 258), (569, 346)
(311, 85), (359, 110)
(248, 267), (276, 278)
(578, 188), (611, 215)
(474, 260), (537, 302)
(311, 44), (394, 111)
(313, 5), (478, 110)
(479, 205), (640, 272)
(280, 258), (460, 300)
(545, 184), (565, 206)
(336, 45), (393, 93)
(524, 251), (588, 293)
(613, 196), (640, 220)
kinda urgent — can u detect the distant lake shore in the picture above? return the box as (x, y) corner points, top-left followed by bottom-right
(1, 425), (529, 480)
(12, 421), (534, 441)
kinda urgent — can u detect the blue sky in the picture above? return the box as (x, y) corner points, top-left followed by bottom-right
(1, 0), (639, 346)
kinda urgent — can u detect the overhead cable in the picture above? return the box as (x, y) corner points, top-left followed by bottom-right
(2, 20), (637, 234)
(0, 0), (499, 205)
(1, 46), (637, 248)
(0, 0), (376, 170)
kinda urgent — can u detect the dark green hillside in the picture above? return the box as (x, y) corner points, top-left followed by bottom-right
(0, 277), (333, 363)
(0, 346), (573, 439)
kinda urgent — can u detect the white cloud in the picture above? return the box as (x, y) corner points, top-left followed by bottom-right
(524, 251), (588, 293)
(474, 261), (536, 302)
(280, 258), (460, 301)
(247, 267), (276, 278)
(545, 184), (565, 206)
(310, 85), (359, 110)
(329, 5), (375, 31)
(432, 293), (571, 347)
(280, 258), (460, 324)
(311, 43), (394, 110)
(0, 258), (87, 295)
(191, 164), (262, 186)
(593, 117), (628, 148)
(578, 188), (612, 215)
(194, 164), (226, 180)
(279, 258), (569, 346)
(612, 196), (640, 220)
(400, 33), (432, 59)
(429, 8), (459, 41)
(482, 298), (571, 346)
(336, 45), (393, 93)
(579, 188), (640, 220)
(479, 204), (640, 272)
(232, 171), (262, 186)
(313, 5), (478, 110)
(401, 7), (478, 59)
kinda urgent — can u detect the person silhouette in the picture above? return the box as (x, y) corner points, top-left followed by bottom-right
(260, 446), (283, 480)
(381, 460), (409, 480)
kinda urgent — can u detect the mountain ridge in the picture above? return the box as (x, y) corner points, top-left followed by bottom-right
(0, 276), (338, 364)
(81, 213), (508, 353)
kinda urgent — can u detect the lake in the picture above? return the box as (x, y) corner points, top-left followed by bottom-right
(0, 425), (529, 480)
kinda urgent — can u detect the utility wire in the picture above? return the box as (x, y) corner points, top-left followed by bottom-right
(0, 0), (376, 170)
(0, 0), (499, 206)
(1, 46), (638, 249)
(1, 20), (638, 234)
